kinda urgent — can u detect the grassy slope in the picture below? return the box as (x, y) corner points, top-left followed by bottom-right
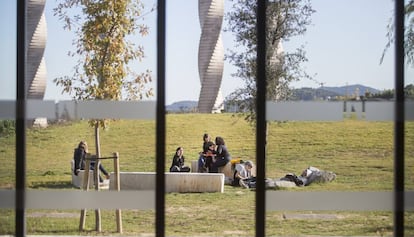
(0, 113), (413, 236)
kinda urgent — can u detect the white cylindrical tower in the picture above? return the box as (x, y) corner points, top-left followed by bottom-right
(26, 0), (47, 99)
(198, 0), (224, 113)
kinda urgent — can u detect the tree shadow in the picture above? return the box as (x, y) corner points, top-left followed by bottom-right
(30, 181), (75, 189)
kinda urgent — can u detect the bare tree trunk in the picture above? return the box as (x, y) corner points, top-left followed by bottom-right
(93, 121), (101, 231)
(95, 122), (101, 157)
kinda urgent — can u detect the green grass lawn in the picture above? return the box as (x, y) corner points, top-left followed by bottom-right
(0, 113), (413, 236)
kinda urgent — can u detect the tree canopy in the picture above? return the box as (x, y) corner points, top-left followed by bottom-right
(53, 0), (154, 103)
(225, 0), (314, 123)
(53, 0), (155, 154)
(381, 0), (414, 66)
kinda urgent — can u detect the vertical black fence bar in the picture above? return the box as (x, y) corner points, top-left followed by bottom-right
(156, 0), (166, 237)
(256, 0), (266, 236)
(16, 0), (27, 236)
(394, 0), (405, 236)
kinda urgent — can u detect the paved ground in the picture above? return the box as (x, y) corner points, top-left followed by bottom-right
(8, 212), (391, 237)
(0, 234), (391, 237)
(3, 212), (391, 237)
(0, 236), (394, 237)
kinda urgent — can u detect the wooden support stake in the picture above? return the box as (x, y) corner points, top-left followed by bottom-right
(79, 157), (91, 231)
(113, 152), (123, 233)
(79, 153), (121, 233)
(93, 155), (102, 232)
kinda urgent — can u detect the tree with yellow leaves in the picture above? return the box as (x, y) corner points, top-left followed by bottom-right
(54, 0), (155, 156)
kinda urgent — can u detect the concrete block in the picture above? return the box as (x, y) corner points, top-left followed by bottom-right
(70, 160), (98, 188)
(191, 160), (198, 173)
(109, 172), (225, 193)
(70, 161), (94, 188)
(218, 162), (233, 178)
(274, 180), (297, 188)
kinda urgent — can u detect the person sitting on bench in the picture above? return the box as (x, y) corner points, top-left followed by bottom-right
(198, 133), (215, 173)
(210, 136), (231, 173)
(73, 141), (110, 182)
(170, 147), (191, 172)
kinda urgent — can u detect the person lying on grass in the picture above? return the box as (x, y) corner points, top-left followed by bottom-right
(280, 166), (336, 186)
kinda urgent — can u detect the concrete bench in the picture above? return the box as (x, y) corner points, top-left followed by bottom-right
(190, 160), (246, 185)
(192, 159), (256, 175)
(191, 160), (199, 173)
(109, 172), (225, 193)
(70, 160), (94, 188)
(191, 160), (234, 177)
(218, 162), (234, 178)
(70, 160), (109, 189)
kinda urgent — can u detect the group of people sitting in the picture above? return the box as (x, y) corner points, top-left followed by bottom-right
(169, 133), (232, 173)
(197, 134), (232, 173)
(169, 133), (255, 188)
(74, 138), (334, 189)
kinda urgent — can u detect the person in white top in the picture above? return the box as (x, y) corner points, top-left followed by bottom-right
(232, 161), (253, 188)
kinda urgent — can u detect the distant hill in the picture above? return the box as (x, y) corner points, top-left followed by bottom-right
(166, 100), (198, 112)
(321, 84), (380, 96)
(167, 85), (383, 109)
(292, 84), (381, 100)
(291, 87), (340, 100)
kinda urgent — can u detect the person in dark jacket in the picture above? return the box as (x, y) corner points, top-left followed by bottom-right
(170, 147), (191, 172)
(210, 136), (231, 173)
(73, 141), (87, 174)
(73, 141), (110, 182)
(198, 133), (215, 172)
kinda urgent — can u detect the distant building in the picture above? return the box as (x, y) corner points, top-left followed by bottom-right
(27, 0), (48, 127)
(27, 0), (47, 100)
(197, 0), (224, 113)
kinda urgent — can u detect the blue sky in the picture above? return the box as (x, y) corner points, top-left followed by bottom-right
(1, 0), (412, 104)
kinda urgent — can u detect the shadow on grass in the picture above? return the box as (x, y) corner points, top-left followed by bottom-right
(31, 180), (74, 189)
